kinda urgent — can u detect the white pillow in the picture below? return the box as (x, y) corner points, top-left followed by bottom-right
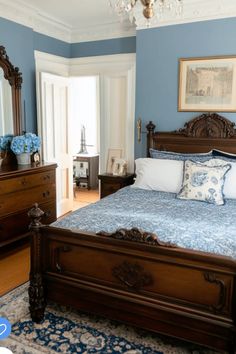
(177, 160), (231, 205)
(132, 158), (183, 193)
(203, 158), (236, 199)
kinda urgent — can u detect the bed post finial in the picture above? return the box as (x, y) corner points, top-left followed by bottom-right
(28, 203), (44, 228)
(28, 203), (46, 323)
(146, 121), (156, 156)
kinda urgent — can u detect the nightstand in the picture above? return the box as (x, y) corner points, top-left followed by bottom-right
(98, 173), (135, 198)
(73, 154), (99, 190)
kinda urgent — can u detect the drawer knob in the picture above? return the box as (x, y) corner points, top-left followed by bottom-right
(21, 178), (28, 186)
(43, 191), (50, 198)
(43, 174), (51, 180)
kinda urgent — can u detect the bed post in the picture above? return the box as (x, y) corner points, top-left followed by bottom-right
(28, 203), (46, 323)
(146, 121), (156, 157)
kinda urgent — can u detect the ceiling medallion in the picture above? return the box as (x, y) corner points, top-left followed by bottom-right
(109, 0), (183, 27)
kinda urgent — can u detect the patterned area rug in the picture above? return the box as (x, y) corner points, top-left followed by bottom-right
(0, 283), (220, 354)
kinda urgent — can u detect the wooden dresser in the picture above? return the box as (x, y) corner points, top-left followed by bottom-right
(0, 163), (57, 247)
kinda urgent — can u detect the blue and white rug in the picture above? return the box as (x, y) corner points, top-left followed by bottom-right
(0, 283), (220, 353)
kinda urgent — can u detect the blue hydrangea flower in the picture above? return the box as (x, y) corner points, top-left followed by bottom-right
(0, 134), (14, 150)
(10, 133), (41, 154)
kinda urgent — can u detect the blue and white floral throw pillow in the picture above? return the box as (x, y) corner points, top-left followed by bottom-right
(177, 160), (231, 205)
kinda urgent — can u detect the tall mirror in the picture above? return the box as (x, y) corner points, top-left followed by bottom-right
(0, 46), (22, 136)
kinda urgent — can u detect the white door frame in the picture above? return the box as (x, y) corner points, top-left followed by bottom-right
(35, 50), (136, 177)
(69, 53), (136, 173)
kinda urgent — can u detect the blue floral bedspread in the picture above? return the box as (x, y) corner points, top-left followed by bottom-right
(52, 187), (236, 259)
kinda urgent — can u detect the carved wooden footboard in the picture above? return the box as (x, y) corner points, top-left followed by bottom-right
(28, 204), (236, 353)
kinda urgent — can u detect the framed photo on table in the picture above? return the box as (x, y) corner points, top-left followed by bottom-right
(106, 149), (123, 173)
(112, 158), (127, 176)
(178, 56), (236, 112)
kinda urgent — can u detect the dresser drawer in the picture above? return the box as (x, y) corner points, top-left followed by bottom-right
(0, 183), (56, 216)
(0, 201), (56, 246)
(0, 170), (55, 195)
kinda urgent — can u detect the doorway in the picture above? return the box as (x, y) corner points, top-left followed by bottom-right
(70, 76), (100, 210)
(35, 51), (135, 218)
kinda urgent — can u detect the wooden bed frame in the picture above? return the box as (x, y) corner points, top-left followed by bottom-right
(29, 113), (236, 353)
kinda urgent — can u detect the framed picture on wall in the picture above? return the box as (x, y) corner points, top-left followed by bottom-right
(178, 56), (236, 112)
(106, 149), (123, 173)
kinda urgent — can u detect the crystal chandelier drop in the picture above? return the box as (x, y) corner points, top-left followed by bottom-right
(109, 0), (183, 26)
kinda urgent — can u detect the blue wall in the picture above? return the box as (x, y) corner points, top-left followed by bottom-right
(0, 18), (36, 133)
(0, 17), (70, 132)
(135, 17), (236, 157)
(71, 37), (136, 57)
(34, 32), (71, 58)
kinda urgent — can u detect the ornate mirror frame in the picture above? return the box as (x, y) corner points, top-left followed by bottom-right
(0, 45), (22, 135)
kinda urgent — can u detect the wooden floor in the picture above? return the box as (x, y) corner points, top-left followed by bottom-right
(73, 187), (99, 210)
(0, 244), (30, 296)
(0, 189), (99, 296)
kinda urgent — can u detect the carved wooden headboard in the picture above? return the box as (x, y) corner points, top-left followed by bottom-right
(146, 113), (236, 156)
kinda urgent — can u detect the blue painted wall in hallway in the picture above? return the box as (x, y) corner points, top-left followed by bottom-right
(135, 18), (236, 157)
(71, 37), (136, 57)
(33, 32), (71, 58)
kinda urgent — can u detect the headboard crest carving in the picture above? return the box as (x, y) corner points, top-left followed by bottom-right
(179, 113), (236, 138)
(146, 113), (236, 155)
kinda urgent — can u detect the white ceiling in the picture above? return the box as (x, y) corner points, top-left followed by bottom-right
(20, 0), (123, 29)
(0, 0), (236, 43)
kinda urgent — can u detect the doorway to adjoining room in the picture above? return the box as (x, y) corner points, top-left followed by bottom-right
(70, 76), (100, 210)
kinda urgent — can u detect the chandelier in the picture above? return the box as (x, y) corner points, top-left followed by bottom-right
(109, 0), (183, 26)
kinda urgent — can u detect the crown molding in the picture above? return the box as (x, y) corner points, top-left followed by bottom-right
(71, 21), (136, 43)
(0, 0), (135, 43)
(0, 0), (236, 43)
(135, 0), (236, 30)
(0, 0), (71, 42)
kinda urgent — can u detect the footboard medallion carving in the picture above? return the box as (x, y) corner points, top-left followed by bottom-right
(204, 272), (226, 313)
(112, 261), (153, 291)
(97, 227), (177, 248)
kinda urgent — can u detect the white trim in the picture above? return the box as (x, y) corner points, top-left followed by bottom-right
(69, 53), (136, 76)
(34, 51), (70, 75)
(0, 0), (236, 42)
(35, 50), (69, 155)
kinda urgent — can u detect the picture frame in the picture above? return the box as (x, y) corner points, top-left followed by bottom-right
(111, 158), (127, 176)
(178, 56), (236, 112)
(106, 149), (123, 174)
(31, 151), (40, 165)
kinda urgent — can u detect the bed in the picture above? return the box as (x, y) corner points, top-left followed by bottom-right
(28, 113), (236, 353)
